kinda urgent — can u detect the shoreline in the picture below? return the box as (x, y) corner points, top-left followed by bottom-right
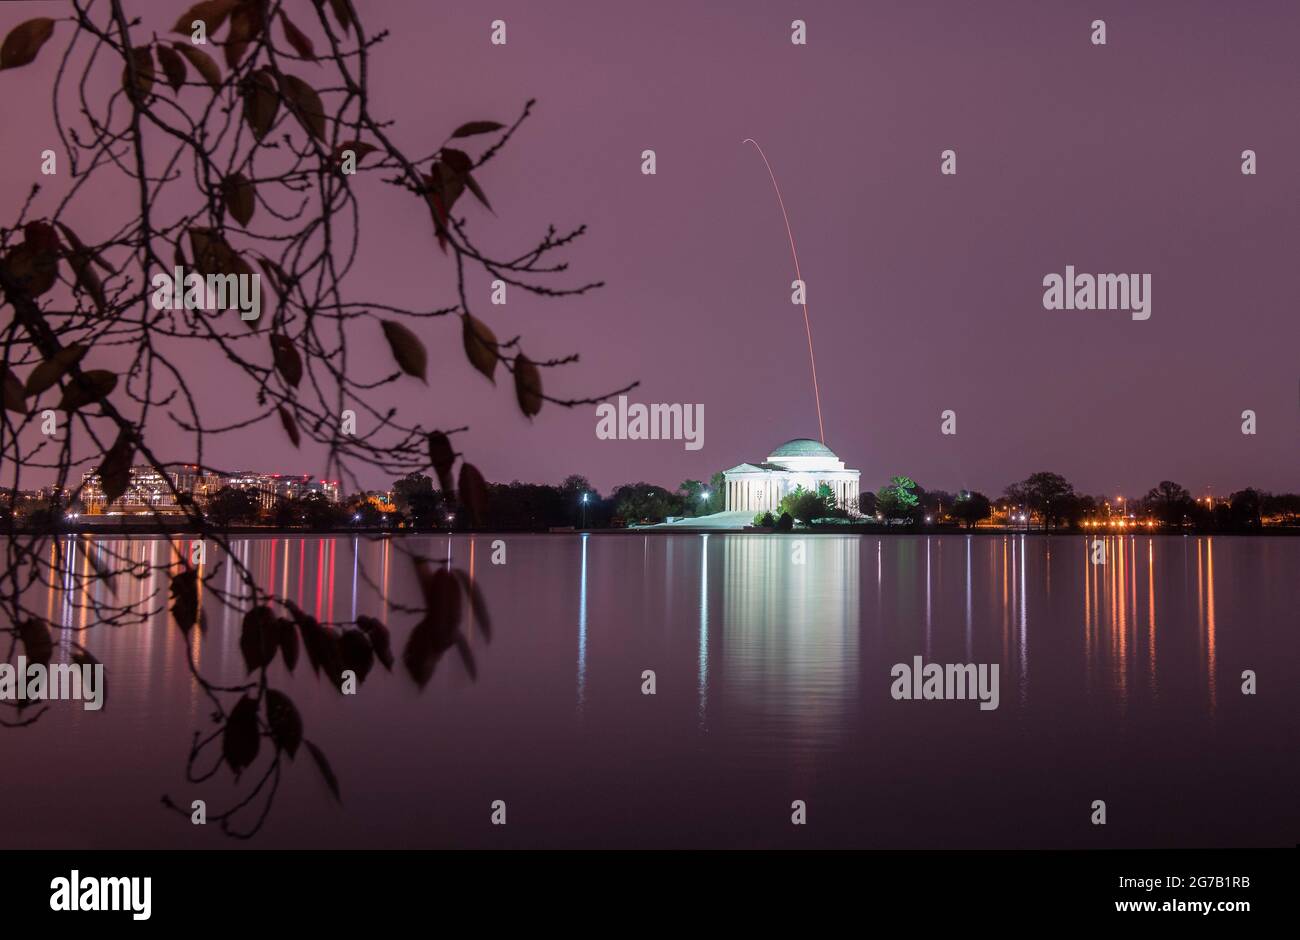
(5, 525), (1297, 539)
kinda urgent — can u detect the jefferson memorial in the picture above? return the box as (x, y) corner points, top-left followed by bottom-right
(723, 439), (860, 513)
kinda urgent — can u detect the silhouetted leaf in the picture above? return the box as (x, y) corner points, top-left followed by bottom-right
(454, 634), (477, 680)
(1, 243), (58, 297)
(98, 429), (135, 503)
(25, 344), (87, 395)
(18, 618), (52, 666)
(278, 73), (326, 141)
(427, 431), (455, 492)
(427, 565), (462, 629)
(440, 148), (472, 175)
(172, 0), (238, 37)
(170, 568), (200, 635)
(188, 226), (247, 278)
(431, 150), (474, 227)
(326, 0), (352, 35)
(451, 120), (504, 138)
(304, 739), (341, 801)
(57, 369), (116, 411)
(269, 334), (302, 387)
(464, 172), (492, 212)
(453, 569), (491, 642)
(404, 562), (465, 687)
(380, 320), (427, 381)
(240, 604), (279, 672)
(53, 221), (108, 271)
(223, 695), (260, 774)
(289, 605), (343, 687)
(333, 141), (376, 165)
(223, 1), (263, 69)
(277, 617), (299, 672)
(461, 314), (497, 383)
(279, 11), (315, 60)
(513, 352), (542, 418)
(175, 42), (220, 90)
(1, 367), (25, 413)
(355, 615), (392, 671)
(458, 463), (489, 526)
(339, 628), (374, 683)
(242, 68), (279, 140)
(222, 172), (256, 226)
(0, 18), (55, 70)
(59, 228), (107, 312)
(121, 46), (155, 102)
(70, 649), (104, 706)
(422, 172), (452, 251)
(81, 540), (117, 596)
(156, 43), (187, 92)
(265, 689), (302, 758)
(277, 404), (300, 447)
(401, 624), (437, 688)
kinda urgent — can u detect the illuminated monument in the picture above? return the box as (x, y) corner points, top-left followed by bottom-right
(722, 439), (860, 513)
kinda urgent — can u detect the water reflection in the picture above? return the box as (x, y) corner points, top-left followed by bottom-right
(697, 535), (708, 728)
(7, 531), (1289, 847)
(36, 532), (1236, 726)
(720, 537), (859, 756)
(576, 532), (588, 713)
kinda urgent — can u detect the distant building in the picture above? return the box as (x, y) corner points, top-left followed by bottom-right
(723, 439), (861, 513)
(80, 466), (342, 515)
(80, 466), (188, 515)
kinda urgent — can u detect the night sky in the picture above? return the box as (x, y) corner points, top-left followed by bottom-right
(3, 0), (1297, 497)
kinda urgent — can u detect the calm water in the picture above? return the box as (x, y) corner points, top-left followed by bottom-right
(4, 533), (1297, 849)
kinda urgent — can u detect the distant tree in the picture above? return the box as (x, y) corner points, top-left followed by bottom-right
(299, 491), (342, 530)
(208, 487), (259, 527)
(857, 490), (877, 517)
(776, 511), (794, 532)
(1006, 472), (1075, 529)
(876, 476), (920, 522)
(392, 472), (445, 529)
(1143, 481), (1192, 527)
(559, 474), (592, 502)
(921, 488), (955, 519)
(950, 491), (992, 529)
(554, 476), (597, 527)
(1262, 491), (1300, 525)
(345, 495), (386, 527)
(778, 485), (834, 524)
(266, 497), (301, 529)
(706, 471), (727, 514)
(612, 483), (682, 524)
(1229, 488), (1263, 530)
(677, 479), (711, 516)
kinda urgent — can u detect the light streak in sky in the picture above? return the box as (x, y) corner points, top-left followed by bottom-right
(743, 138), (825, 444)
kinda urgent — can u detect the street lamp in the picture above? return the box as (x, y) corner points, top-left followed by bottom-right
(581, 492), (589, 529)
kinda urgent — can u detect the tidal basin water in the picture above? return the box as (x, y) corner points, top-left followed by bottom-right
(4, 533), (1297, 849)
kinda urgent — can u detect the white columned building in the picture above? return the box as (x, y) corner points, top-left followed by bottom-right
(722, 439), (860, 514)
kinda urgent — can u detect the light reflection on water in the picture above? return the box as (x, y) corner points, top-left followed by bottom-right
(3, 532), (1295, 849)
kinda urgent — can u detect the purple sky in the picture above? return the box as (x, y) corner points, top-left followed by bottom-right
(3, 0), (1298, 498)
